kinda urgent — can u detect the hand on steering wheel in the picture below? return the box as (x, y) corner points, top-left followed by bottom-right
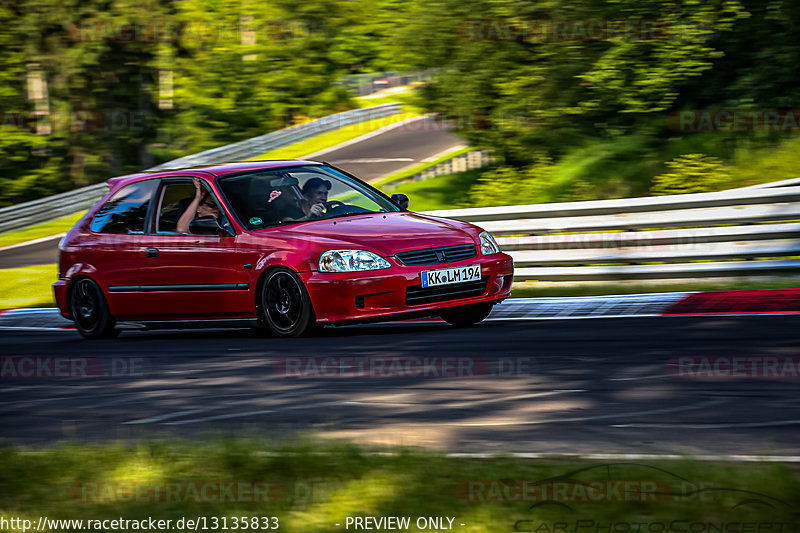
(322, 200), (345, 211)
(308, 201), (344, 219)
(308, 203), (325, 218)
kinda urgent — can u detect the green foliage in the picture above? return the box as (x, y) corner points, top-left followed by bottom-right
(650, 153), (731, 195)
(4, 0), (800, 207)
(0, 0), (407, 206)
(394, 131), (800, 210)
(1, 440), (798, 533)
(467, 154), (556, 207)
(398, 0), (800, 198)
(384, 169), (482, 211)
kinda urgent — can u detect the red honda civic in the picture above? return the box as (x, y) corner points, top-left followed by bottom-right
(54, 161), (514, 338)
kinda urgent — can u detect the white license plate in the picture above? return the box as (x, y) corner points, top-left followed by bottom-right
(421, 264), (481, 288)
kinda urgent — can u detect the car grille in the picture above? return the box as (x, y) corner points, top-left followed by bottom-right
(395, 244), (477, 266)
(406, 276), (489, 305)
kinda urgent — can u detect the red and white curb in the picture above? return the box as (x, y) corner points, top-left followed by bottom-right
(2, 289), (798, 332)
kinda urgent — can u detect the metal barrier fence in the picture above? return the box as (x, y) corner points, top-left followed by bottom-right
(0, 104), (401, 234)
(424, 186), (800, 283)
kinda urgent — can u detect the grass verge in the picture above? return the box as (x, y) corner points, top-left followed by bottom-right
(0, 264), (57, 309)
(0, 212), (84, 249)
(373, 147), (472, 189)
(355, 85), (426, 114)
(249, 112), (419, 161)
(0, 439), (797, 532)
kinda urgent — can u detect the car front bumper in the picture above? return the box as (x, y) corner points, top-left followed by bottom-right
(300, 253), (514, 324)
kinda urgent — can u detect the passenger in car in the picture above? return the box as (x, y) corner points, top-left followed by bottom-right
(176, 178), (222, 233)
(281, 177), (331, 222)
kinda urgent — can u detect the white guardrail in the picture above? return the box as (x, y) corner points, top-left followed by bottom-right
(424, 186), (800, 282)
(0, 104), (401, 234)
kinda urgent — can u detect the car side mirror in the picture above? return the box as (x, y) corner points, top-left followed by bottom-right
(391, 193), (409, 210)
(189, 216), (232, 236)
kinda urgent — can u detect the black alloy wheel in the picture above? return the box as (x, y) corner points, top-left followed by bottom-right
(70, 277), (119, 339)
(260, 267), (314, 337)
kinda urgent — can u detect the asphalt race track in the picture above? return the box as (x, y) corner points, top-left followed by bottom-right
(307, 116), (464, 180)
(0, 235), (63, 267)
(2, 314), (799, 456)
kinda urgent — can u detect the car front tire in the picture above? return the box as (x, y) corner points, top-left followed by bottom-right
(439, 302), (493, 327)
(69, 277), (119, 339)
(259, 267), (315, 338)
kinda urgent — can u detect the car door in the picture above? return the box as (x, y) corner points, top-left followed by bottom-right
(111, 176), (250, 320)
(88, 178), (161, 318)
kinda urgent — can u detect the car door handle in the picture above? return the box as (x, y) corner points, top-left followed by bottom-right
(145, 247), (160, 258)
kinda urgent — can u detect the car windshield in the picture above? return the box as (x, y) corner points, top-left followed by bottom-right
(217, 165), (401, 230)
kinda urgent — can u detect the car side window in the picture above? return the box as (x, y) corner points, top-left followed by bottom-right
(156, 182), (197, 233)
(90, 180), (158, 234)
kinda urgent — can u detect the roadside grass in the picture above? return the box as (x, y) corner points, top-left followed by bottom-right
(355, 86), (426, 114)
(372, 147), (472, 189)
(0, 265), (57, 309)
(510, 278), (800, 298)
(0, 439), (797, 532)
(249, 112), (419, 161)
(0, 212), (84, 249)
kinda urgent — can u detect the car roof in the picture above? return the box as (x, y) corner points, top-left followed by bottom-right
(106, 160), (324, 189)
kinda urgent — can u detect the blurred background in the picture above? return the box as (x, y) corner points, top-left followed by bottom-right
(1, 0), (798, 208)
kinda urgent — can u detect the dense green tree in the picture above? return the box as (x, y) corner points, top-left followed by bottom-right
(3, 0), (800, 206)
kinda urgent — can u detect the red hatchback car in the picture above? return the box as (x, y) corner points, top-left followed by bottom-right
(54, 161), (514, 338)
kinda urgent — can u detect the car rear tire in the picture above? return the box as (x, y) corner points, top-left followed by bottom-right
(439, 302), (493, 327)
(260, 267), (315, 337)
(70, 277), (119, 339)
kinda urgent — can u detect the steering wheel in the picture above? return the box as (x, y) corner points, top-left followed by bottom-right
(322, 200), (346, 212)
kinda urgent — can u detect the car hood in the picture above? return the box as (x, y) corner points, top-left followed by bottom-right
(278, 212), (479, 256)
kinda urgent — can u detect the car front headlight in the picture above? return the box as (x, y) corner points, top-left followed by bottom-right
(319, 249), (391, 272)
(479, 231), (500, 255)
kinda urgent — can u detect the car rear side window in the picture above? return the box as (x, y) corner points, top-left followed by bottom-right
(90, 180), (158, 234)
(156, 182), (197, 233)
